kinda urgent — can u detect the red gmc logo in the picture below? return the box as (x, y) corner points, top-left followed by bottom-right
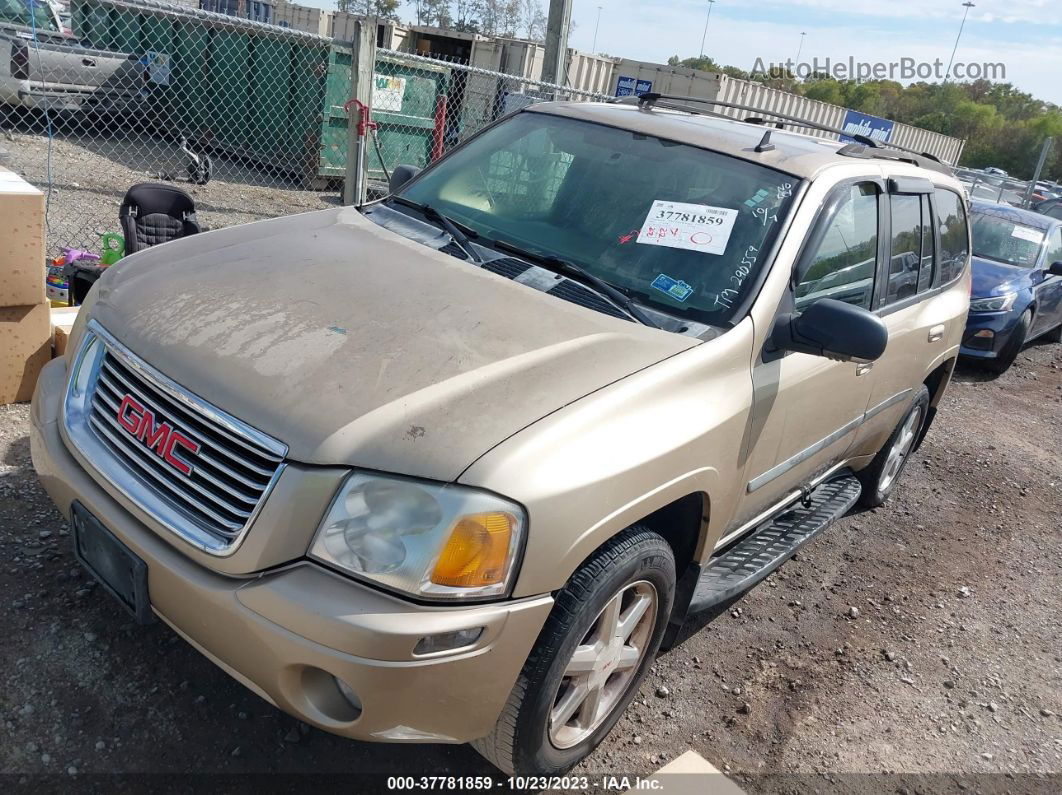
(116, 394), (201, 476)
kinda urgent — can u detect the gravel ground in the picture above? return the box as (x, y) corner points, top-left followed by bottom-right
(1, 124), (341, 256)
(0, 335), (1059, 791)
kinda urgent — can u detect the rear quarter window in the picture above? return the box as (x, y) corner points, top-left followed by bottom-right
(935, 189), (970, 284)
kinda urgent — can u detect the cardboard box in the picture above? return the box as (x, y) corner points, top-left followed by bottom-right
(51, 305), (80, 357)
(1, 303), (51, 404)
(0, 169), (46, 307)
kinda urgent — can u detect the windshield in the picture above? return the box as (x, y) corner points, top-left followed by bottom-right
(397, 112), (798, 325)
(971, 211), (1045, 268)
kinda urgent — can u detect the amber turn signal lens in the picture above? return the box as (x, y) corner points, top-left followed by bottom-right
(430, 512), (515, 588)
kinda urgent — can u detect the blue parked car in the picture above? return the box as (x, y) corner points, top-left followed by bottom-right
(962, 201), (1062, 373)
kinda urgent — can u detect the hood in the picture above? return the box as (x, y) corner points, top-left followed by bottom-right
(89, 207), (694, 481)
(970, 256), (1036, 299)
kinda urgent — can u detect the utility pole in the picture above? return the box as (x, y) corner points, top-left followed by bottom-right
(1022, 137), (1054, 209)
(944, 1), (976, 83)
(795, 31), (806, 65)
(699, 0), (716, 59)
(592, 6), (602, 54)
(542, 0), (574, 86)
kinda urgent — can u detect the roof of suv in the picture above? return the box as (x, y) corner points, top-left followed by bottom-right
(529, 102), (951, 183)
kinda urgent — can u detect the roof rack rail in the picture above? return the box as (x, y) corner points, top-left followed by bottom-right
(634, 92), (953, 173)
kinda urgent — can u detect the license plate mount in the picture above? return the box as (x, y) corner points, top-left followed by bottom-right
(72, 501), (154, 625)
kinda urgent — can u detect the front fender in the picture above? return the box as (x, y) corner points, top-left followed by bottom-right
(459, 321), (756, 597)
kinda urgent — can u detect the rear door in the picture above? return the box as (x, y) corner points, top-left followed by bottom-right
(853, 182), (970, 453)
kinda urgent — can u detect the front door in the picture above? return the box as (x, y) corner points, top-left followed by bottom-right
(1031, 226), (1062, 338)
(735, 180), (884, 529)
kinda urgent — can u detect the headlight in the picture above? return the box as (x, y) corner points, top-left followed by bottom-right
(309, 472), (525, 600)
(969, 293), (1017, 313)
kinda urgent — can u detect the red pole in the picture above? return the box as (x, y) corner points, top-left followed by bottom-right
(431, 95), (448, 162)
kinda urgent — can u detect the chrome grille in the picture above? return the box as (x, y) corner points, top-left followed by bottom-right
(67, 322), (287, 554)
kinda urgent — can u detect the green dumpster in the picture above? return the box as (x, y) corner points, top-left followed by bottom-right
(70, 0), (338, 186)
(363, 56), (451, 181)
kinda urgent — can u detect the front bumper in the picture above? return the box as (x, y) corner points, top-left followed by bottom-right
(960, 310), (1022, 360)
(30, 358), (552, 743)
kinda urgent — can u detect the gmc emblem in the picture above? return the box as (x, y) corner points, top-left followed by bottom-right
(116, 394), (201, 476)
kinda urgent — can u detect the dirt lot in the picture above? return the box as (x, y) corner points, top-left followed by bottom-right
(0, 337), (1059, 791)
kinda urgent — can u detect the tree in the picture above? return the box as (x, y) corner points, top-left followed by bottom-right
(337, 0), (400, 20)
(480, 0), (521, 37)
(517, 0), (546, 41)
(418, 0), (452, 27)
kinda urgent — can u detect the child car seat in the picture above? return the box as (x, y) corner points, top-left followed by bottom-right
(119, 183), (201, 253)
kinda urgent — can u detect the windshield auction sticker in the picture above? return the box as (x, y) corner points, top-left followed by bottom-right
(1010, 225), (1042, 243)
(637, 200), (739, 255)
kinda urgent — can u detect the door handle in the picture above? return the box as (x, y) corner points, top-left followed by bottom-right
(856, 362), (874, 376)
(928, 324), (945, 343)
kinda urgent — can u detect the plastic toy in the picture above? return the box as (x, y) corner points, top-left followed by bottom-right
(100, 233), (125, 266)
(47, 248), (102, 306)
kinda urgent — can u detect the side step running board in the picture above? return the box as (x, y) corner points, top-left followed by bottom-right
(687, 474), (862, 615)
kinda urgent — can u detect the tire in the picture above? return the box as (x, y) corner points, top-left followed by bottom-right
(472, 527), (675, 777)
(856, 385), (930, 509)
(984, 309), (1032, 375)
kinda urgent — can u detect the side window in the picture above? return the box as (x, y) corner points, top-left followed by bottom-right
(885, 194), (922, 305)
(935, 189), (970, 284)
(1047, 228), (1062, 267)
(1044, 204), (1062, 221)
(796, 183), (879, 310)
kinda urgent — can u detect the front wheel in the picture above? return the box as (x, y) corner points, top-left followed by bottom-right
(984, 309), (1032, 375)
(856, 385), (930, 508)
(473, 527), (675, 776)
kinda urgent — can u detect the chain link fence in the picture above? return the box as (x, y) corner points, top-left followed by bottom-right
(0, 0), (613, 259)
(366, 49), (612, 195)
(1, 0), (352, 256)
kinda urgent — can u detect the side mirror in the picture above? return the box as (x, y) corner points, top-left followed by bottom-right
(1048, 261), (1062, 277)
(389, 164), (421, 195)
(771, 298), (889, 363)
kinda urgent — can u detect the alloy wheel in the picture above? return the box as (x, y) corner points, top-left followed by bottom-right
(548, 580), (658, 749)
(879, 405), (924, 492)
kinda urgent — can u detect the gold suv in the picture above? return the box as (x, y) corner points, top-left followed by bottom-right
(31, 95), (971, 776)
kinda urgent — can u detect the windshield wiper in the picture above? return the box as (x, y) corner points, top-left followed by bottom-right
(388, 196), (484, 263)
(488, 239), (660, 329)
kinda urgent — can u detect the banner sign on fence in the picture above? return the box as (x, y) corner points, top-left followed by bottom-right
(373, 74), (406, 112)
(839, 109), (894, 144)
(615, 75), (653, 97)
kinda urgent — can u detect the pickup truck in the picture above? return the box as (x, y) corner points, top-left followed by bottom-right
(0, 1), (144, 113)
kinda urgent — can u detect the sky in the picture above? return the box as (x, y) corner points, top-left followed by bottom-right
(301, 0), (1062, 106)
